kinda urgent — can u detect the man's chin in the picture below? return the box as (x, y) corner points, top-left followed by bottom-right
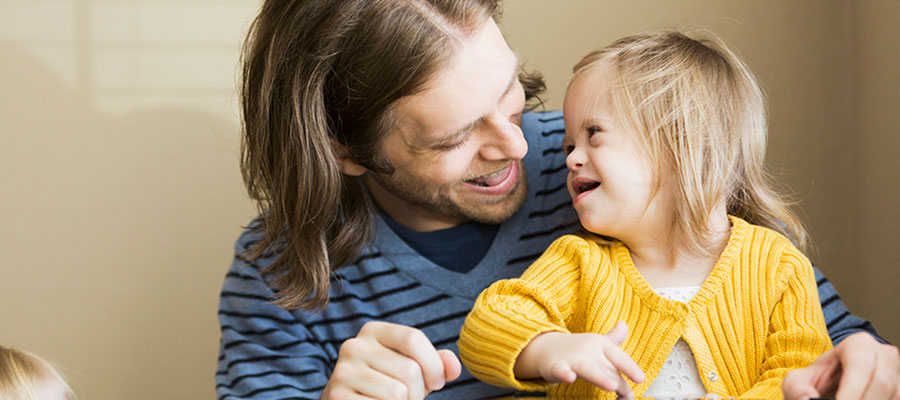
(457, 177), (528, 224)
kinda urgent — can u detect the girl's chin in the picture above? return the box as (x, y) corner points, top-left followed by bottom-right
(577, 216), (617, 238)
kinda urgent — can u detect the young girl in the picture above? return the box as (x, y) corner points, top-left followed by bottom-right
(0, 345), (74, 400)
(458, 31), (832, 400)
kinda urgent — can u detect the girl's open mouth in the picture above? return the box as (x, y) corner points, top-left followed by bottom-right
(571, 176), (600, 203)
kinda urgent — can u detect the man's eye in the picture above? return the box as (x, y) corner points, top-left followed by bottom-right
(439, 135), (470, 151)
(439, 141), (465, 151)
(511, 112), (523, 127)
(435, 130), (473, 151)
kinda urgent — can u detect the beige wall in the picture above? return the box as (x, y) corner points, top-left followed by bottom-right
(0, 1), (260, 399)
(0, 1), (896, 399)
(854, 0), (900, 347)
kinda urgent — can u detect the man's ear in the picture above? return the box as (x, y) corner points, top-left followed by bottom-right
(330, 139), (367, 176)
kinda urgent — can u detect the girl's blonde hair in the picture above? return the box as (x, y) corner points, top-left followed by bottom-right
(573, 30), (807, 255)
(0, 346), (74, 400)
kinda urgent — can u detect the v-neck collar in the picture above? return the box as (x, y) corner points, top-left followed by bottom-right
(370, 134), (552, 300)
(610, 216), (750, 316)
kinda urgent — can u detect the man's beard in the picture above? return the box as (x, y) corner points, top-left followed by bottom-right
(367, 160), (528, 224)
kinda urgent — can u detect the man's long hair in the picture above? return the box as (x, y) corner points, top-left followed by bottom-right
(240, 0), (544, 311)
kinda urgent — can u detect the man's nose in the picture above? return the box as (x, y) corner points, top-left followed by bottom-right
(479, 116), (527, 161)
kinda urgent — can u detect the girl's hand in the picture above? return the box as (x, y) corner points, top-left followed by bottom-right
(514, 321), (646, 399)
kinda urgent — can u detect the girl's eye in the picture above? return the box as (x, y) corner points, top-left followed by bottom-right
(586, 126), (602, 136)
(564, 145), (575, 154)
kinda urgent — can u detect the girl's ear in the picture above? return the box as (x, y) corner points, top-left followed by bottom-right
(330, 139), (367, 176)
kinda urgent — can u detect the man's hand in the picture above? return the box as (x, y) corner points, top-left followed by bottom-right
(321, 321), (462, 400)
(514, 321), (646, 399)
(783, 332), (900, 400)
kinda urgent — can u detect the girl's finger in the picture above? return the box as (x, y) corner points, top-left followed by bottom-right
(569, 359), (620, 392)
(604, 345), (646, 383)
(547, 361), (578, 383)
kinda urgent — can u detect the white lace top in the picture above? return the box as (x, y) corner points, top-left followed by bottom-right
(642, 286), (708, 399)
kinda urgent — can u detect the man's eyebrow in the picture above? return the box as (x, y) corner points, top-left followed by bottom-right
(503, 53), (520, 96)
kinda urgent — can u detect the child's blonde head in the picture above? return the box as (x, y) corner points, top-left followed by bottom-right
(0, 346), (74, 400)
(571, 30), (806, 254)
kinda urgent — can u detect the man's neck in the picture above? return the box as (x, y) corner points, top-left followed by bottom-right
(365, 177), (466, 232)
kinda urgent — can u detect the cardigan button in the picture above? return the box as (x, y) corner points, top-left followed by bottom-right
(707, 372), (718, 382)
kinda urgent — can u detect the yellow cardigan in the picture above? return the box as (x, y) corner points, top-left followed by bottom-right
(459, 216), (831, 399)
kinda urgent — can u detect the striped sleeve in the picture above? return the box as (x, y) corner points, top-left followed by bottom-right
(814, 267), (887, 344)
(216, 239), (331, 400)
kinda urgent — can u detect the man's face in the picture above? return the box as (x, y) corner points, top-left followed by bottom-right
(365, 18), (528, 231)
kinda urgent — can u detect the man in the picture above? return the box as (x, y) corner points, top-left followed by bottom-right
(217, 1), (899, 399)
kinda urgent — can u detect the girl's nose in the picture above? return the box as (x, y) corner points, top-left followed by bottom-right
(566, 148), (584, 170)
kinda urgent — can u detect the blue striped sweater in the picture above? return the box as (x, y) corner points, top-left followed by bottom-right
(216, 111), (881, 400)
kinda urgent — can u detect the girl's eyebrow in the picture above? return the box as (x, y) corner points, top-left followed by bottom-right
(581, 115), (613, 126)
(578, 115), (616, 133)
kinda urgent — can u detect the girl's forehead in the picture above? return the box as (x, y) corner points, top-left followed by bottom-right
(570, 60), (615, 88)
(565, 70), (617, 123)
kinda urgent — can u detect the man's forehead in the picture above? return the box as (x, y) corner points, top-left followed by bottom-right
(388, 18), (518, 145)
(387, 102), (438, 148)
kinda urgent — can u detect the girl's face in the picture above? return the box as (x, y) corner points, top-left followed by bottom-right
(562, 66), (676, 243)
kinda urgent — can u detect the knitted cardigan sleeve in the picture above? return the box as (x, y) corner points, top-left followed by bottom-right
(458, 235), (593, 391)
(741, 243), (834, 399)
